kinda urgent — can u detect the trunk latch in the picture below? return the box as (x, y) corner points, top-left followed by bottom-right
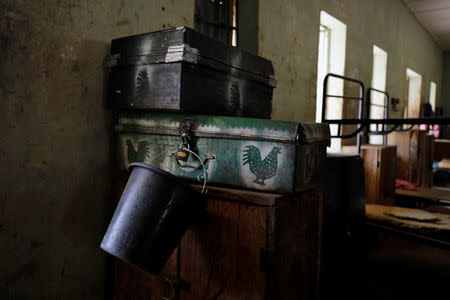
(177, 117), (197, 161)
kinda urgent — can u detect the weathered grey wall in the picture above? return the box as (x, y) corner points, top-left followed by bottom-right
(238, 0), (258, 55)
(442, 51), (450, 115)
(0, 0), (446, 298)
(259, 0), (445, 121)
(0, 0), (193, 299)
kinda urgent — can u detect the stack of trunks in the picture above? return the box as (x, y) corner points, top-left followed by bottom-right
(107, 26), (330, 195)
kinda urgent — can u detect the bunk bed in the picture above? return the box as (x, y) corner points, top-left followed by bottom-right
(320, 72), (450, 238)
(319, 73), (450, 300)
(321, 73), (450, 149)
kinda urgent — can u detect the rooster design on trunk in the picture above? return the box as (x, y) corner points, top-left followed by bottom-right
(126, 140), (150, 164)
(243, 145), (281, 185)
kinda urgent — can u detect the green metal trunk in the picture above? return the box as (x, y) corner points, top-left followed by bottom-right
(115, 112), (330, 194)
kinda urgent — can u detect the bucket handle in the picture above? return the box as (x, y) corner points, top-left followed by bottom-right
(173, 154), (215, 170)
(176, 147), (208, 194)
(148, 146), (209, 194)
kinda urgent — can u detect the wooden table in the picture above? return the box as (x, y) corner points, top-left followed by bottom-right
(396, 186), (450, 202)
(366, 203), (450, 244)
(396, 187), (450, 212)
(362, 204), (450, 300)
(360, 204), (450, 299)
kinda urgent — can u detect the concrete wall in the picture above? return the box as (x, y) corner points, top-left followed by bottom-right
(259, 0), (445, 121)
(0, 0), (193, 298)
(0, 0), (446, 298)
(238, 0), (259, 55)
(442, 51), (450, 115)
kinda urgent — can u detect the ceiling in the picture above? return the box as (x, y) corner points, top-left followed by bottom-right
(403, 0), (450, 50)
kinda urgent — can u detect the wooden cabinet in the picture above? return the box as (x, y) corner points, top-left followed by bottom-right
(433, 139), (450, 186)
(388, 130), (435, 187)
(418, 133), (434, 187)
(113, 253), (177, 300)
(387, 130), (418, 181)
(111, 179), (323, 300)
(433, 139), (450, 161)
(343, 145), (396, 205)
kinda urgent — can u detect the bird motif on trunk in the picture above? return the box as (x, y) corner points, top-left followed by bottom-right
(243, 145), (281, 186)
(126, 140), (150, 164)
(136, 69), (151, 100)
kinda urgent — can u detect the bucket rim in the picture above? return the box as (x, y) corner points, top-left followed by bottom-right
(129, 162), (202, 194)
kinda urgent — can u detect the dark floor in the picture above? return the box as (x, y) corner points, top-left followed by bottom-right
(321, 225), (450, 300)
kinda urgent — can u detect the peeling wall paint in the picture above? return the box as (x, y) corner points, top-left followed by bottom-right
(0, 0), (194, 298)
(259, 0), (445, 122)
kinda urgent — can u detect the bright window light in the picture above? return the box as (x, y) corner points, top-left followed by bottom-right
(406, 68), (422, 118)
(369, 45), (388, 145)
(316, 10), (347, 153)
(429, 81), (437, 111)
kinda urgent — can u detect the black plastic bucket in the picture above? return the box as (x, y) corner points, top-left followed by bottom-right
(100, 162), (206, 274)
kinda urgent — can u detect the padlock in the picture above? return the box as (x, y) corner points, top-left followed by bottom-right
(175, 147), (190, 161)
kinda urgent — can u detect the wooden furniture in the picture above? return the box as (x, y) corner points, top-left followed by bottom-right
(326, 204), (450, 299)
(418, 133), (434, 187)
(342, 145), (396, 205)
(395, 186), (450, 213)
(362, 204), (450, 300)
(388, 130), (435, 186)
(396, 186), (450, 202)
(366, 204), (450, 241)
(433, 139), (450, 161)
(433, 139), (450, 187)
(321, 154), (366, 300)
(112, 178), (324, 300)
(388, 130), (419, 181)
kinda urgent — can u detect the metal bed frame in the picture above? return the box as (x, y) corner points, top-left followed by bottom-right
(366, 87), (389, 144)
(321, 73), (450, 153)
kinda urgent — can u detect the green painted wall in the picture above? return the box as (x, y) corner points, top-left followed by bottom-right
(259, 0), (445, 121)
(442, 51), (450, 115)
(0, 0), (446, 297)
(238, 0), (259, 55)
(0, 0), (193, 298)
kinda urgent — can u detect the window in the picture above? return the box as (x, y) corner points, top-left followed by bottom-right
(316, 25), (330, 123)
(195, 0), (238, 46)
(429, 81), (437, 111)
(369, 45), (388, 145)
(406, 68), (422, 118)
(231, 0), (237, 46)
(316, 11), (347, 153)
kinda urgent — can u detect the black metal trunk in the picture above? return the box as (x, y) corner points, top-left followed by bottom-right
(106, 27), (276, 119)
